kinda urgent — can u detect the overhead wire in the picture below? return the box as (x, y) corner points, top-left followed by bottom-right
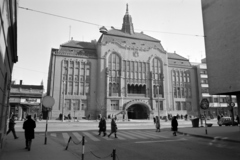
(14, 66), (48, 74)
(18, 6), (204, 37)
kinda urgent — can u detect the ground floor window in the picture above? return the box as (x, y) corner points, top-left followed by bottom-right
(156, 101), (163, 110)
(176, 101), (181, 110)
(182, 102), (186, 110)
(186, 102), (192, 111)
(111, 100), (119, 110)
(72, 99), (80, 111)
(81, 100), (87, 110)
(65, 99), (71, 110)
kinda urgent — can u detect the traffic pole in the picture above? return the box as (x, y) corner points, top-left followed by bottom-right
(44, 111), (49, 144)
(204, 111), (208, 135)
(112, 149), (116, 160)
(65, 136), (72, 150)
(82, 136), (85, 160)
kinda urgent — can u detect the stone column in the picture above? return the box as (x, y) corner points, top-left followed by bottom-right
(18, 105), (22, 121)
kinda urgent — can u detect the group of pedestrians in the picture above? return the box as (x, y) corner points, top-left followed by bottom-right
(7, 114), (36, 151)
(98, 117), (118, 138)
(153, 115), (178, 136)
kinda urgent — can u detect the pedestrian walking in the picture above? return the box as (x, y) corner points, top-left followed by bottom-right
(153, 116), (156, 124)
(34, 114), (37, 121)
(171, 116), (178, 136)
(68, 113), (71, 120)
(7, 115), (18, 139)
(23, 115), (36, 151)
(108, 118), (118, 138)
(98, 117), (107, 136)
(155, 116), (160, 132)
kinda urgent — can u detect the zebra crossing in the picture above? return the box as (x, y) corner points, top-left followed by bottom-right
(45, 130), (172, 144)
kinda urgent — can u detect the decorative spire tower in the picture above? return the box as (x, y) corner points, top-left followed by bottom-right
(121, 4), (135, 34)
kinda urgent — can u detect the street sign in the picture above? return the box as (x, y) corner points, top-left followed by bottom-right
(200, 98), (209, 110)
(42, 96), (55, 108)
(228, 102), (235, 111)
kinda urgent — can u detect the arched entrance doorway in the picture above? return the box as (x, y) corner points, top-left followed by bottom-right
(127, 104), (149, 119)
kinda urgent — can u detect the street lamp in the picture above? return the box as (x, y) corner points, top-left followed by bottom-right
(156, 86), (161, 128)
(62, 81), (65, 122)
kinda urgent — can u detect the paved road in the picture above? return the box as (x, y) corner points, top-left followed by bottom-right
(43, 129), (240, 160)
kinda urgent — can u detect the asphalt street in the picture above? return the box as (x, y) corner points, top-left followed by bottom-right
(44, 129), (240, 160)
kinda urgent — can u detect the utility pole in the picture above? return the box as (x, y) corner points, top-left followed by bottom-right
(62, 81), (65, 122)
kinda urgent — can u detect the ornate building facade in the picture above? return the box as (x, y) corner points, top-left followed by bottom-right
(47, 6), (199, 120)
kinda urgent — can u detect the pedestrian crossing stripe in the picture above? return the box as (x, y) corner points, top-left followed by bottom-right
(120, 131), (149, 139)
(142, 131), (169, 138)
(47, 130), (172, 143)
(72, 132), (87, 142)
(62, 133), (70, 144)
(50, 133), (57, 137)
(117, 132), (137, 139)
(82, 132), (100, 141)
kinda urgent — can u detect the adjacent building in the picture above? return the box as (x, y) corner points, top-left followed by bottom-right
(0, 0), (18, 150)
(201, 0), (240, 117)
(193, 59), (238, 118)
(47, 5), (199, 120)
(9, 80), (44, 120)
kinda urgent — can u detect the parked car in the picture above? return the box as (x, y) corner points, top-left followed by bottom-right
(218, 117), (238, 126)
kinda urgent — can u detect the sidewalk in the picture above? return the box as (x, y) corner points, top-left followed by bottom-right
(178, 125), (240, 143)
(0, 132), (80, 160)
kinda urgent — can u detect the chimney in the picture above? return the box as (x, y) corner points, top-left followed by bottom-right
(20, 80), (22, 85)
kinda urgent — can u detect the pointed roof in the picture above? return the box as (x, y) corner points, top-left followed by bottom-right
(121, 4), (135, 35)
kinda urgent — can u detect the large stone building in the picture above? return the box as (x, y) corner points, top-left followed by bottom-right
(47, 5), (199, 120)
(0, 0), (18, 150)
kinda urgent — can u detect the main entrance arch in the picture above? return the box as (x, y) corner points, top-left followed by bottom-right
(124, 100), (151, 119)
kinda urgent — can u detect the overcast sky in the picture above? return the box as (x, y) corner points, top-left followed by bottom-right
(13, 0), (205, 87)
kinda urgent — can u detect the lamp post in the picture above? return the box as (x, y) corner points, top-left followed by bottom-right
(62, 81), (65, 122)
(157, 86), (161, 127)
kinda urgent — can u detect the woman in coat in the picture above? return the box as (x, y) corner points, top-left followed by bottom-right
(155, 116), (160, 132)
(98, 117), (106, 136)
(23, 115), (36, 151)
(171, 116), (178, 136)
(108, 118), (118, 138)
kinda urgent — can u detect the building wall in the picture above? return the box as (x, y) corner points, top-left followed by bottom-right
(98, 41), (170, 118)
(0, 0), (18, 150)
(202, 0), (240, 94)
(49, 51), (98, 119)
(194, 60), (238, 117)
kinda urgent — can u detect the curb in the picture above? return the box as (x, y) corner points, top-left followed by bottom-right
(177, 131), (240, 144)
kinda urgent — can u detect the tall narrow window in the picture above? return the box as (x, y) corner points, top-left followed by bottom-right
(65, 99), (71, 110)
(85, 83), (89, 95)
(74, 82), (79, 95)
(108, 53), (121, 96)
(68, 82), (73, 94)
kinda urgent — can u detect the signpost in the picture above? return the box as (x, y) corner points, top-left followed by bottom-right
(200, 98), (209, 135)
(227, 97), (235, 126)
(42, 96), (55, 145)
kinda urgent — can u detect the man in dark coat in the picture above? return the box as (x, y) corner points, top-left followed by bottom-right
(108, 118), (118, 138)
(98, 117), (107, 136)
(23, 115), (36, 151)
(171, 116), (178, 136)
(7, 115), (18, 139)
